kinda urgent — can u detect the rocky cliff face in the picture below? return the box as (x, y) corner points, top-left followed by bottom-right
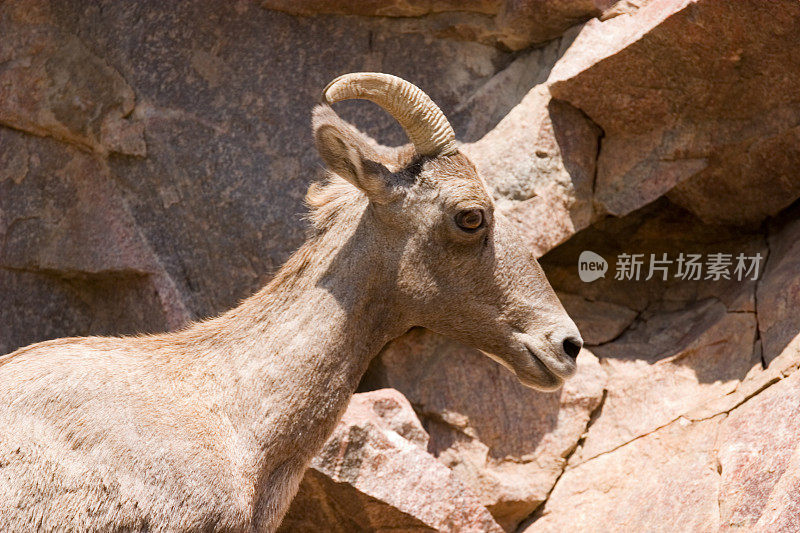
(2, 0), (800, 531)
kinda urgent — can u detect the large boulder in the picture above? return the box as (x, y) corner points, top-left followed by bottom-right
(279, 389), (503, 533)
(548, 0), (800, 225)
(537, 197), (766, 460)
(578, 301), (757, 461)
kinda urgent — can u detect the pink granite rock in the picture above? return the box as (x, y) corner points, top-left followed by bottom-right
(579, 300), (758, 462)
(718, 362), (800, 531)
(280, 389), (503, 532)
(0, 1), (143, 155)
(523, 415), (723, 532)
(549, 0), (800, 224)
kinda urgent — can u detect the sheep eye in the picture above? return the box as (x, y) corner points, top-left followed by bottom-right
(455, 209), (484, 232)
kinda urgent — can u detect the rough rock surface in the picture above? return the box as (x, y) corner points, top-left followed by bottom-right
(717, 369), (800, 532)
(524, 337), (800, 533)
(3, 0), (800, 531)
(548, 0), (800, 224)
(525, 415), (725, 532)
(458, 25), (604, 257)
(260, 0), (612, 51)
(580, 302), (757, 461)
(0, 129), (188, 354)
(279, 389), (502, 532)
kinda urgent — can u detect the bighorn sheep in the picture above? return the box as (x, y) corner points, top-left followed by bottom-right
(0, 73), (582, 532)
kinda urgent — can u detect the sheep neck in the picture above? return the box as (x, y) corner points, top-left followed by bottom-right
(182, 206), (406, 479)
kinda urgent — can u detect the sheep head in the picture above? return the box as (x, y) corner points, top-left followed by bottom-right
(312, 72), (582, 391)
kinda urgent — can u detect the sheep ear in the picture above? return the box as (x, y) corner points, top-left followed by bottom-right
(313, 105), (393, 204)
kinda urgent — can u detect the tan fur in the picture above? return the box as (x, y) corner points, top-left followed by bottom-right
(0, 104), (580, 532)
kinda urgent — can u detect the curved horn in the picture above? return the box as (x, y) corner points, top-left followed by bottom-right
(323, 72), (457, 157)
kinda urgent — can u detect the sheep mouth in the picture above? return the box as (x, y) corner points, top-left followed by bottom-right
(525, 345), (569, 380)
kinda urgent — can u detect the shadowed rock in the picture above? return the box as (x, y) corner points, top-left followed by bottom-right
(260, 0), (611, 50)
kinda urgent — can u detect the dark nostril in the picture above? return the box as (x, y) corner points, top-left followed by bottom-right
(562, 337), (582, 360)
